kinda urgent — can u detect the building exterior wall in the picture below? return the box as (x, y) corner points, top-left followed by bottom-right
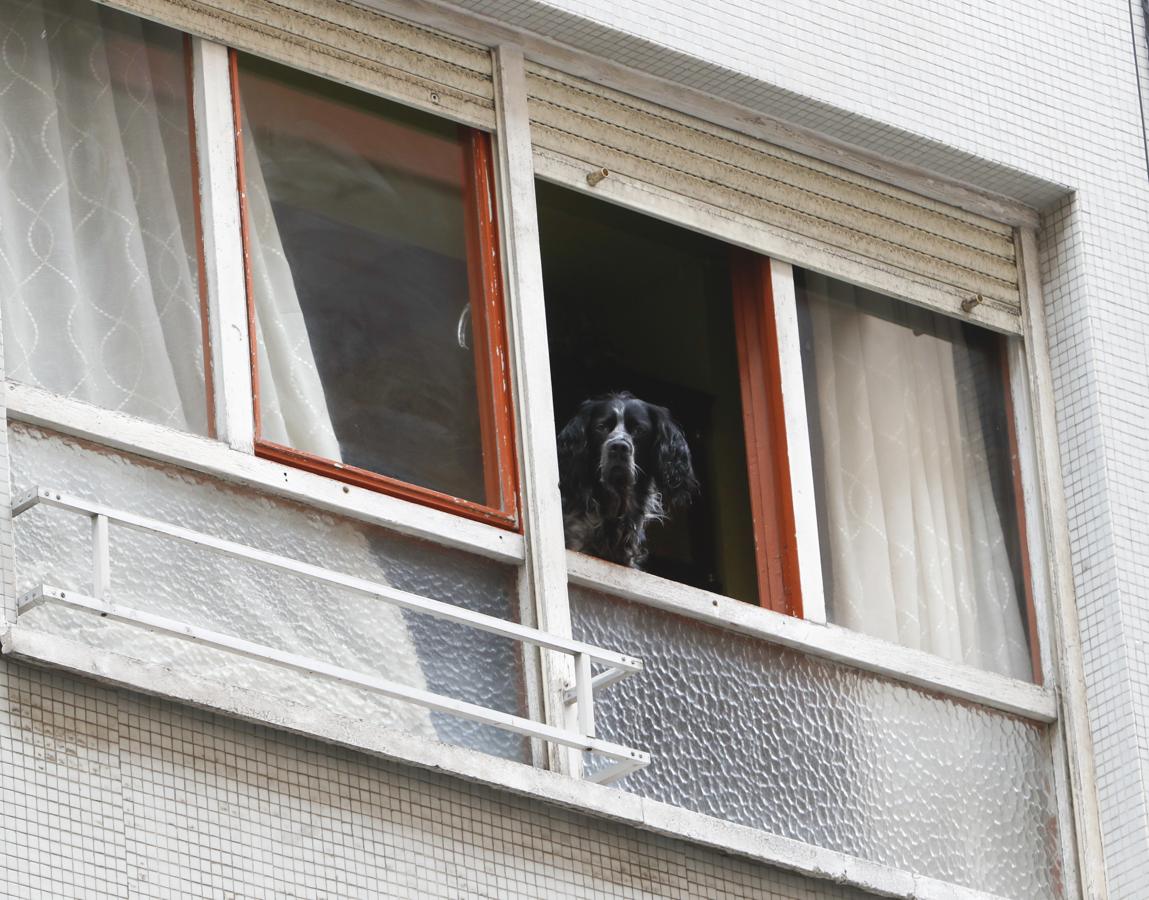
(0, 657), (871, 899)
(445, 1), (1149, 894)
(2, 0), (1147, 896)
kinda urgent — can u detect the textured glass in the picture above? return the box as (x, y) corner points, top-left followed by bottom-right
(0, 0), (208, 434)
(237, 52), (489, 504)
(570, 586), (1061, 898)
(10, 424), (526, 761)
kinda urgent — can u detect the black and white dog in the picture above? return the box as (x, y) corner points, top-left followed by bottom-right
(557, 392), (698, 569)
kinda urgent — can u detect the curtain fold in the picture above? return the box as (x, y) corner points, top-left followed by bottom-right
(802, 272), (1031, 680)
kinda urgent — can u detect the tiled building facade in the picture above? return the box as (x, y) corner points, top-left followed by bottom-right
(2, 0), (1146, 897)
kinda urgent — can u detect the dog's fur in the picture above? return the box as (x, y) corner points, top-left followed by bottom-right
(557, 392), (698, 568)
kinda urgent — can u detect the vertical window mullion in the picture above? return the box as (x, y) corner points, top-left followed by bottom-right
(768, 258), (827, 624)
(191, 37), (254, 453)
(491, 45), (580, 776)
(1001, 339), (1043, 683)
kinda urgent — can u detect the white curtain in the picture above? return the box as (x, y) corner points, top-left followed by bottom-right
(803, 273), (1032, 680)
(0, 0), (206, 432)
(1, 0), (434, 738)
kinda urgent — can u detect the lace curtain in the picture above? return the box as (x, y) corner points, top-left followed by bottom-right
(0, 0), (435, 739)
(800, 271), (1032, 681)
(0, 0), (207, 432)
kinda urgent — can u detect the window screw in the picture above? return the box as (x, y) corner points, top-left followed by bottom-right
(586, 167), (609, 187)
(429, 91), (441, 104)
(961, 293), (984, 313)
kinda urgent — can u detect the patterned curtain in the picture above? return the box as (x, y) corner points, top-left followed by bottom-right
(0, 0), (437, 740)
(0, 0), (207, 432)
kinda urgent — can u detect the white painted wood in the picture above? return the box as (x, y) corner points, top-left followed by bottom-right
(91, 515), (110, 599)
(567, 551), (1058, 723)
(192, 38), (254, 452)
(104, 0), (496, 129)
(768, 260), (826, 625)
(5, 382), (523, 563)
(0, 621), (1014, 900)
(533, 148), (1023, 336)
(354, 0), (1043, 230)
(1006, 338), (1055, 683)
(1015, 229), (1107, 899)
(492, 45), (580, 776)
(20, 585), (645, 773)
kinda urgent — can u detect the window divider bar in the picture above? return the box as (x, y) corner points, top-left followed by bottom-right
(191, 37), (254, 453)
(91, 514), (110, 600)
(491, 44), (580, 777)
(768, 259), (827, 625)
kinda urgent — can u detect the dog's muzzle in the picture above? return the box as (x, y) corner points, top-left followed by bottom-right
(601, 438), (636, 483)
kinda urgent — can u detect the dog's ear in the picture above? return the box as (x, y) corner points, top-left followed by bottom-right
(651, 405), (699, 508)
(557, 402), (593, 502)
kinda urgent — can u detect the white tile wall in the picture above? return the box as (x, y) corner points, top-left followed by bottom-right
(3, 0), (1148, 894)
(441, 0), (1149, 892)
(0, 657), (871, 899)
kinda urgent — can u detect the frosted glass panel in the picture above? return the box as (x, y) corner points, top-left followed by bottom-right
(10, 424), (526, 761)
(570, 586), (1061, 898)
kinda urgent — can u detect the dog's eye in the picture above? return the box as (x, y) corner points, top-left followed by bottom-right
(594, 421), (610, 433)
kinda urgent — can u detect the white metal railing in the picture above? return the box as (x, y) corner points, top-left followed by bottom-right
(12, 487), (650, 784)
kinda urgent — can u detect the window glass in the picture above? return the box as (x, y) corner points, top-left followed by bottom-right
(0, 0), (208, 433)
(236, 53), (491, 505)
(796, 269), (1033, 680)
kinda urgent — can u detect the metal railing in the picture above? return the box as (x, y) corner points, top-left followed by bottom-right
(12, 487), (650, 784)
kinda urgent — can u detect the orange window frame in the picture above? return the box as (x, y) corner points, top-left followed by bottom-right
(228, 51), (519, 530)
(730, 250), (802, 617)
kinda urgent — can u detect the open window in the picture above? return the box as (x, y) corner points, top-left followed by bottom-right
(232, 52), (518, 528)
(540, 183), (1039, 681)
(538, 182), (764, 605)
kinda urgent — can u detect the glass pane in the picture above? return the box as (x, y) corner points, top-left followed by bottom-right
(237, 53), (490, 504)
(0, 0), (208, 434)
(796, 269), (1033, 681)
(10, 423), (528, 762)
(570, 586), (1062, 898)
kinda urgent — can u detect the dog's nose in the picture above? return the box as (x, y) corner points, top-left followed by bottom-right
(607, 440), (632, 458)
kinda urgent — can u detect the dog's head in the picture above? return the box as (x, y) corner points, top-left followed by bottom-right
(557, 392), (698, 510)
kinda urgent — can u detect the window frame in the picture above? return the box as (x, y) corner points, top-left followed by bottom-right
(228, 49), (520, 530)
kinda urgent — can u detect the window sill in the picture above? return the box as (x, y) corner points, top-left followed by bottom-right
(4, 381), (523, 564)
(567, 551), (1057, 723)
(0, 623), (1009, 900)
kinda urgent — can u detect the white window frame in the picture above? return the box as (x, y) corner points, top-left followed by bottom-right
(0, 1), (1103, 897)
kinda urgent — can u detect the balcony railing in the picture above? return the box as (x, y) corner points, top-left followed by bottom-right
(12, 487), (650, 784)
